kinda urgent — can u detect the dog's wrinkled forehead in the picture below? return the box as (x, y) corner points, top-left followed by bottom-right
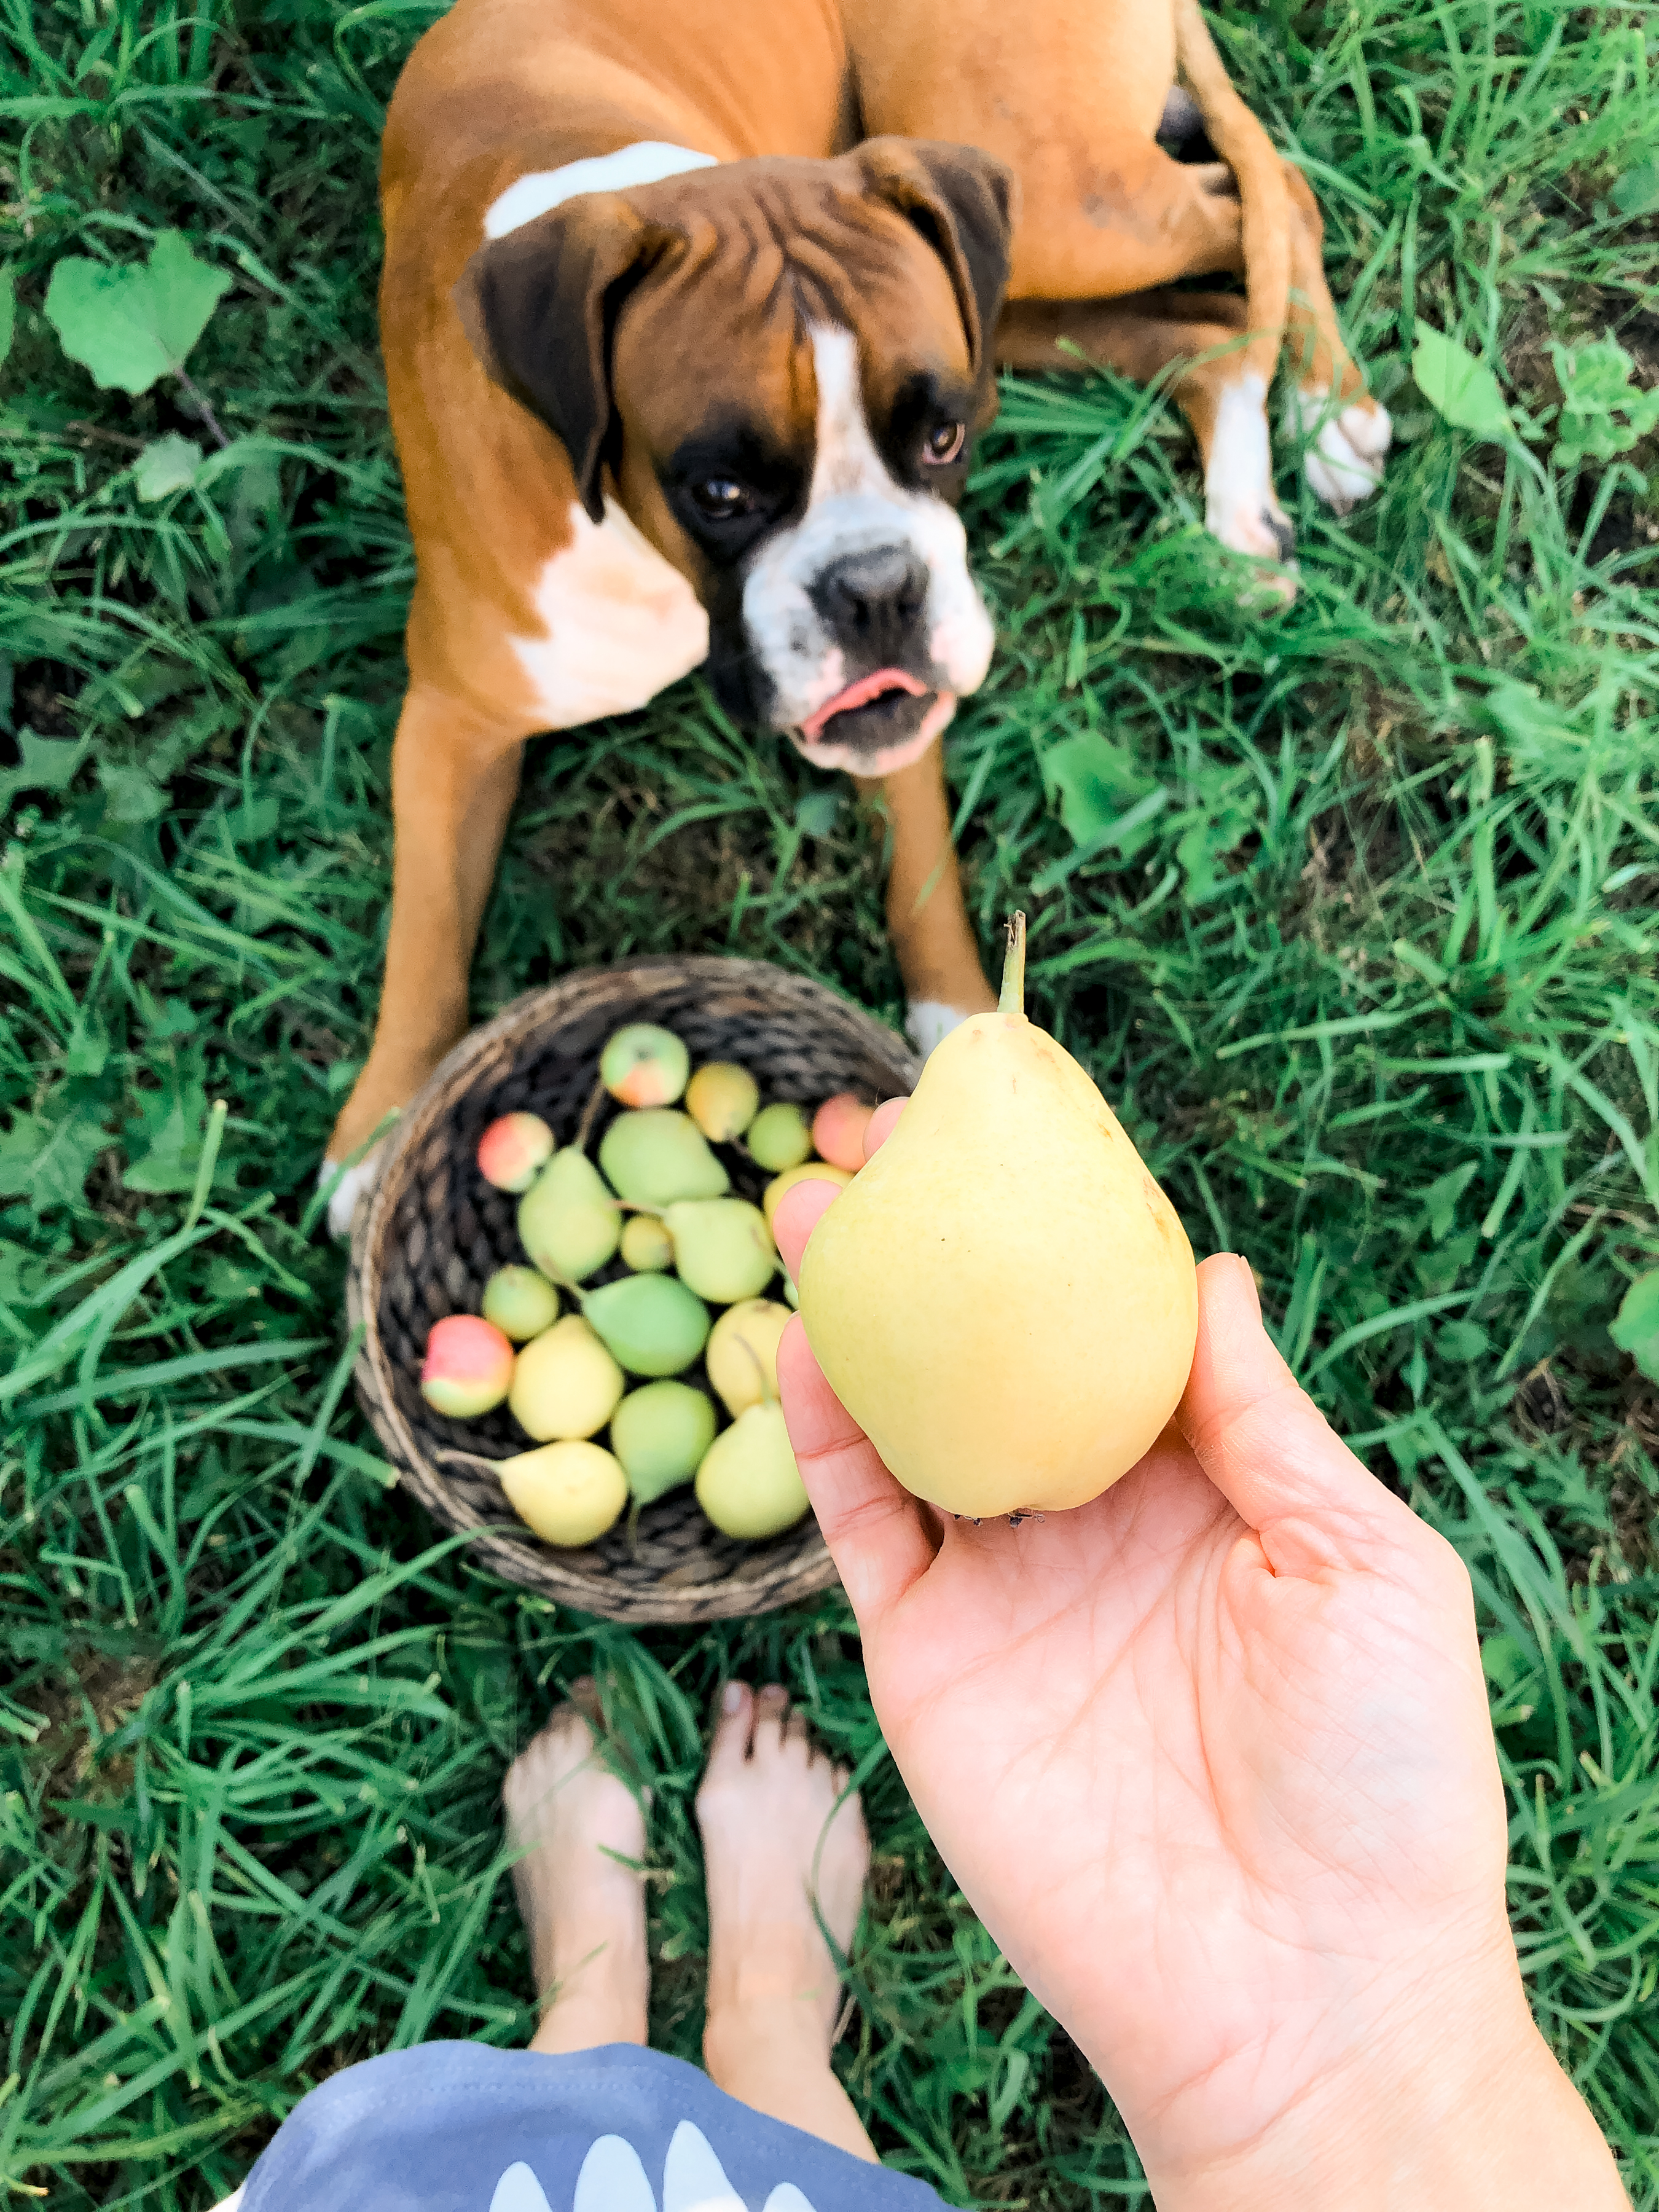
(613, 163), (969, 449)
(455, 139), (1014, 524)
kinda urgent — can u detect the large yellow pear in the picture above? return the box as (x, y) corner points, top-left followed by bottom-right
(797, 915), (1197, 1517)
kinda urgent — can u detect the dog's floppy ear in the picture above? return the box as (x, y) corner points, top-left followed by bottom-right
(455, 198), (680, 524)
(853, 138), (1016, 386)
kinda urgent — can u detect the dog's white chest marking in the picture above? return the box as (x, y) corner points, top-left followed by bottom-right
(513, 500), (709, 728)
(484, 143), (716, 238)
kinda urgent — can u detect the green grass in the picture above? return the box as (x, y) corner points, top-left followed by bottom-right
(4, 0), (1659, 2202)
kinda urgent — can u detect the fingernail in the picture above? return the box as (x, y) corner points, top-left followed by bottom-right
(722, 1681), (743, 1714)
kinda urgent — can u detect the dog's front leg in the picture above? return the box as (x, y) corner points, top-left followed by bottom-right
(324, 686), (525, 1234)
(861, 743), (997, 1059)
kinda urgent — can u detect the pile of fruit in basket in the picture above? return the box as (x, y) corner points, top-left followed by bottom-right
(417, 1022), (879, 1550)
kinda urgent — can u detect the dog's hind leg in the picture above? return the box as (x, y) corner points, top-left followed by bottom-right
(997, 291), (1296, 568)
(324, 688), (525, 1236)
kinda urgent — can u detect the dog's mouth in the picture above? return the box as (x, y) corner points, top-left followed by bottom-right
(792, 669), (956, 777)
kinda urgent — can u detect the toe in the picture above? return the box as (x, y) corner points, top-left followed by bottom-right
(752, 1683), (789, 1759)
(783, 1705), (813, 1762)
(1341, 394), (1394, 461)
(1289, 385), (1390, 513)
(503, 1699), (594, 1810)
(704, 1679), (755, 1776)
(568, 1675), (603, 1726)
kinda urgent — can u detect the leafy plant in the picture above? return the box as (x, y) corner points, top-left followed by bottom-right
(1548, 337), (1659, 473)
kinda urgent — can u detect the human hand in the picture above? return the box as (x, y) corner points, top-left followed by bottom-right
(772, 1122), (1625, 2211)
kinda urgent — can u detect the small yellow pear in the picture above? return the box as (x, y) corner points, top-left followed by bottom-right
(694, 1403), (810, 1539)
(705, 1299), (793, 1418)
(763, 1161), (852, 1226)
(499, 1440), (627, 1546)
(508, 1315), (624, 1441)
(798, 914), (1197, 1518)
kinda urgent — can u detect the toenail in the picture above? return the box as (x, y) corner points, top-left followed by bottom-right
(723, 1682), (743, 1714)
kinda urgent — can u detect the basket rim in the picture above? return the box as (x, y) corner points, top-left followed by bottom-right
(346, 955), (919, 1619)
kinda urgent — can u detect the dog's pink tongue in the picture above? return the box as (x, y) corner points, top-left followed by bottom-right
(800, 667), (925, 743)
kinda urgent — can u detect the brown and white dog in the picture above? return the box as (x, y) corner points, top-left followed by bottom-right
(324, 0), (1389, 1231)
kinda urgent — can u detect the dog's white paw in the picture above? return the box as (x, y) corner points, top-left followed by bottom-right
(321, 1145), (385, 1242)
(906, 1000), (975, 1057)
(1204, 375), (1298, 571)
(1287, 385), (1392, 515)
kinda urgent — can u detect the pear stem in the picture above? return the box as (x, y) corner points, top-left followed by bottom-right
(998, 911), (1027, 1017)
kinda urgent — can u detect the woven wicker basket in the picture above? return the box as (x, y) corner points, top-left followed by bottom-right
(347, 957), (919, 1623)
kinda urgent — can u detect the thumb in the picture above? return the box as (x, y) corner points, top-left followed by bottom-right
(1178, 1254), (1421, 1575)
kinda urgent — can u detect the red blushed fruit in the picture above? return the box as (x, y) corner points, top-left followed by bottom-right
(811, 1093), (874, 1172)
(421, 1314), (516, 1418)
(477, 1112), (555, 1193)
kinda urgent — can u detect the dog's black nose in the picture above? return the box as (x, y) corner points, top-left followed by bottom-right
(810, 544), (929, 655)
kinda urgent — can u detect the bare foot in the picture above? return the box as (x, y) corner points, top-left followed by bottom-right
(697, 1682), (876, 2159)
(503, 1682), (649, 2055)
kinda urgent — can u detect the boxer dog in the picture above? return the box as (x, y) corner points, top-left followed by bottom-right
(324, 0), (1389, 1231)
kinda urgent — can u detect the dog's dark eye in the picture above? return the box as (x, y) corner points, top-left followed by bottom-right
(689, 476), (753, 519)
(922, 421), (966, 466)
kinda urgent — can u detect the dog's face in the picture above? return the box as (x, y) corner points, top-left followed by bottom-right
(457, 142), (1014, 777)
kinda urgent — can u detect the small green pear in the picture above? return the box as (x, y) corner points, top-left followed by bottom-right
(600, 1109), (731, 1206)
(705, 1298), (793, 1418)
(747, 1101), (813, 1171)
(500, 1439), (627, 1547)
(685, 1061), (759, 1142)
(610, 1380), (718, 1504)
(482, 1265), (560, 1342)
(798, 914), (1198, 1518)
(517, 1149), (620, 1283)
(695, 1403), (810, 1539)
(620, 1214), (674, 1272)
(508, 1314), (625, 1441)
(581, 1271), (710, 1376)
(663, 1197), (777, 1303)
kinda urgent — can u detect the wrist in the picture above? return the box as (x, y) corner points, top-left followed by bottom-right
(1123, 1978), (1627, 2212)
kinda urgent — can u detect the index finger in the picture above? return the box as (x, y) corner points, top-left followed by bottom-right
(777, 1317), (941, 1624)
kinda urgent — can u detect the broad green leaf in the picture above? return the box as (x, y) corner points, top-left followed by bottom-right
(1611, 161), (1659, 218)
(1421, 1160), (1480, 1243)
(1041, 730), (1156, 847)
(1174, 793), (1256, 902)
(1411, 321), (1512, 441)
(1610, 1269), (1659, 1382)
(0, 265), (14, 374)
(98, 762), (168, 823)
(124, 1098), (209, 1194)
(133, 432), (203, 501)
(0, 728), (93, 809)
(1436, 1320), (1491, 1364)
(43, 230), (231, 396)
(0, 1102), (109, 1212)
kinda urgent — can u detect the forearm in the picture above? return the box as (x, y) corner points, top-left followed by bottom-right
(1135, 2017), (1628, 2212)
